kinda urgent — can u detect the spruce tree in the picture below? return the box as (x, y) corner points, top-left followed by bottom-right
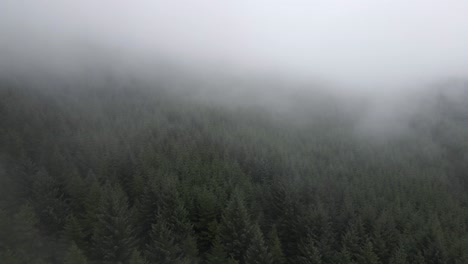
(245, 224), (272, 264)
(62, 214), (85, 249)
(92, 184), (136, 263)
(206, 236), (229, 264)
(389, 245), (408, 264)
(129, 249), (148, 264)
(218, 191), (254, 263)
(298, 236), (322, 264)
(11, 204), (43, 261)
(64, 243), (88, 264)
(268, 226), (285, 264)
(358, 239), (380, 264)
(145, 218), (195, 264)
(31, 168), (69, 234)
(193, 188), (219, 254)
(0, 249), (21, 264)
(81, 179), (101, 243)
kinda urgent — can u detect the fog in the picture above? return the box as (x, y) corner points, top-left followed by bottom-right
(1, 0), (468, 90)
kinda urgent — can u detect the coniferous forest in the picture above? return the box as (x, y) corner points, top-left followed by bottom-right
(1, 74), (467, 264)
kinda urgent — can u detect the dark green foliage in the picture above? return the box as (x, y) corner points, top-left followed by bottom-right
(267, 227), (285, 264)
(219, 191), (254, 263)
(337, 247), (355, 264)
(0, 249), (22, 264)
(0, 204), (45, 263)
(64, 243), (88, 264)
(92, 184), (136, 263)
(192, 187), (220, 254)
(80, 179), (101, 254)
(389, 245), (408, 264)
(31, 168), (69, 235)
(245, 224), (273, 264)
(129, 249), (148, 264)
(358, 239), (380, 264)
(142, 177), (199, 263)
(206, 236), (229, 264)
(145, 217), (197, 264)
(1, 81), (468, 264)
(298, 236), (322, 264)
(62, 215), (85, 249)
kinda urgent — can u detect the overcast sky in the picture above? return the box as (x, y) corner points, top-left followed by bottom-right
(1, 0), (468, 86)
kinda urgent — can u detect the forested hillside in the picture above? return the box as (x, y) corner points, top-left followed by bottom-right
(1, 77), (467, 264)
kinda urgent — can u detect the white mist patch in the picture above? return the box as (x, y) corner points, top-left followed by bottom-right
(1, 0), (468, 88)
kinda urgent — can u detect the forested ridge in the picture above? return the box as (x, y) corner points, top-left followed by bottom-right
(1, 77), (468, 264)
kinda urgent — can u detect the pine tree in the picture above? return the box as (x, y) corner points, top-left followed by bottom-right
(62, 214), (85, 249)
(411, 251), (427, 264)
(65, 169), (87, 212)
(372, 214), (400, 262)
(341, 219), (363, 261)
(136, 177), (160, 245)
(298, 236), (322, 264)
(81, 179), (101, 238)
(0, 249), (21, 264)
(11, 204), (43, 261)
(337, 246), (355, 264)
(270, 182), (304, 259)
(268, 226), (285, 264)
(309, 204), (335, 263)
(206, 236), (229, 264)
(129, 249), (148, 264)
(245, 224), (272, 264)
(64, 243), (87, 264)
(218, 191), (254, 263)
(129, 169), (146, 201)
(31, 168), (69, 234)
(145, 218), (195, 264)
(358, 239), (380, 264)
(389, 245), (408, 264)
(420, 218), (448, 264)
(92, 184), (136, 263)
(193, 188), (220, 254)
(141, 176), (198, 263)
(166, 195), (199, 260)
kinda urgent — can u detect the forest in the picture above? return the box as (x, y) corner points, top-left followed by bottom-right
(0, 74), (467, 264)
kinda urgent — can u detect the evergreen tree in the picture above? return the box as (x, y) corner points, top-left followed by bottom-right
(245, 224), (272, 264)
(389, 245), (408, 264)
(270, 182), (304, 259)
(64, 243), (88, 264)
(298, 236), (322, 264)
(81, 179), (101, 242)
(218, 191), (254, 263)
(193, 188), (220, 254)
(2, 79), (468, 264)
(65, 169), (87, 212)
(145, 217), (195, 264)
(31, 168), (69, 234)
(9, 204), (43, 262)
(337, 246), (355, 264)
(420, 218), (448, 264)
(358, 239), (380, 264)
(129, 249), (148, 264)
(62, 215), (85, 249)
(206, 236), (229, 264)
(92, 184), (136, 263)
(341, 219), (364, 261)
(0, 249), (21, 264)
(267, 226), (285, 264)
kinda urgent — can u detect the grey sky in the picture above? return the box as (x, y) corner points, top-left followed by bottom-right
(1, 0), (468, 87)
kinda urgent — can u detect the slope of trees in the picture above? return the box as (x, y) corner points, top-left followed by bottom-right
(0, 78), (467, 263)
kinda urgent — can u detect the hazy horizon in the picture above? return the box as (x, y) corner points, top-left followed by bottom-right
(1, 0), (468, 89)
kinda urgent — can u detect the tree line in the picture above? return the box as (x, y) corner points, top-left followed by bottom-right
(0, 79), (467, 263)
